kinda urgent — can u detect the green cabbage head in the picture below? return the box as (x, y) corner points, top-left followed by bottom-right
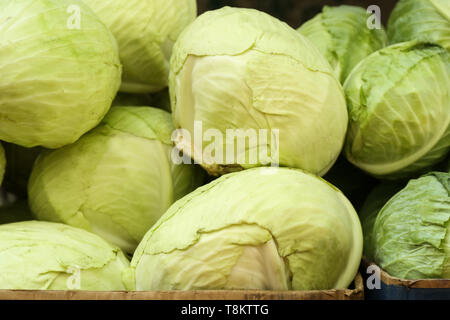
(0, 143), (4, 186)
(359, 182), (406, 261)
(365, 172), (450, 279)
(298, 5), (387, 83)
(83, 0), (197, 93)
(28, 107), (203, 253)
(169, 7), (348, 177)
(0, 221), (129, 290)
(388, 0), (450, 51)
(344, 41), (450, 179)
(0, 0), (121, 148)
(124, 167), (363, 291)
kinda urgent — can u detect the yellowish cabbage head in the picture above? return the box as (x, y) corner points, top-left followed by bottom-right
(0, 221), (129, 290)
(28, 107), (203, 253)
(169, 7), (348, 176)
(83, 0), (197, 93)
(125, 167), (363, 291)
(0, 0), (121, 148)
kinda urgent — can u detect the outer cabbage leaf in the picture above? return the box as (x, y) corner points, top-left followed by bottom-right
(125, 167), (363, 291)
(0, 0), (121, 148)
(169, 7), (348, 176)
(359, 182), (406, 261)
(0, 221), (129, 290)
(344, 42), (450, 179)
(371, 172), (450, 279)
(298, 5), (387, 83)
(28, 107), (202, 253)
(83, 0), (197, 93)
(388, 0), (450, 51)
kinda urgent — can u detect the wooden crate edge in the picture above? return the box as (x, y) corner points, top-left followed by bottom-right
(0, 273), (364, 300)
(362, 258), (450, 289)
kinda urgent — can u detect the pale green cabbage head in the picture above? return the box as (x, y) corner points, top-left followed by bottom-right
(0, 0), (121, 148)
(0, 221), (129, 290)
(366, 172), (450, 279)
(83, 0), (197, 93)
(0, 143), (4, 186)
(28, 107), (203, 253)
(125, 167), (363, 291)
(298, 5), (387, 83)
(344, 42), (450, 179)
(359, 182), (406, 261)
(388, 0), (450, 51)
(169, 7), (348, 176)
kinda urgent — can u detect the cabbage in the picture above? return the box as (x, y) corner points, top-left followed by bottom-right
(0, 221), (129, 290)
(2, 143), (41, 197)
(298, 5), (387, 83)
(366, 172), (450, 279)
(0, 0), (121, 148)
(344, 41), (450, 179)
(169, 7), (348, 176)
(388, 0), (450, 51)
(359, 182), (406, 261)
(28, 107), (203, 253)
(83, 0), (197, 93)
(0, 143), (4, 186)
(125, 167), (363, 291)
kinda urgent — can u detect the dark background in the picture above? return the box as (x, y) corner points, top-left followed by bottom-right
(197, 0), (398, 28)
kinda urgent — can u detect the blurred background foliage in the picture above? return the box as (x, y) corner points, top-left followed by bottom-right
(197, 0), (397, 28)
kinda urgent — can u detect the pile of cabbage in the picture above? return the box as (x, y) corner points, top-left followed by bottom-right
(0, 0), (448, 291)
